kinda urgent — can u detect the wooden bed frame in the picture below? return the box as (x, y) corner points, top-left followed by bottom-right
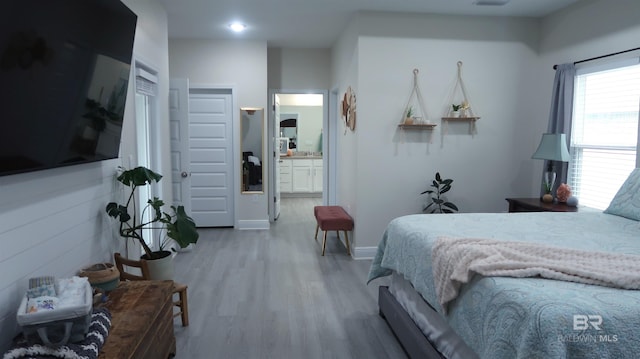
(378, 286), (443, 359)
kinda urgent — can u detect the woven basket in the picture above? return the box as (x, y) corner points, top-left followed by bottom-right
(79, 263), (120, 291)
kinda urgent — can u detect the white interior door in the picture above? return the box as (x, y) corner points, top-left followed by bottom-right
(169, 79), (234, 227)
(188, 89), (234, 227)
(169, 78), (191, 216)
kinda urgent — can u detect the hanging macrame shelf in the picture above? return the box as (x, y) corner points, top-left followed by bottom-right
(441, 117), (480, 121)
(398, 68), (436, 131)
(398, 123), (437, 129)
(441, 61), (480, 134)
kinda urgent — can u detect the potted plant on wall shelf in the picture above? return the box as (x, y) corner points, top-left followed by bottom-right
(451, 104), (462, 118)
(106, 166), (199, 279)
(420, 172), (459, 214)
(404, 106), (415, 124)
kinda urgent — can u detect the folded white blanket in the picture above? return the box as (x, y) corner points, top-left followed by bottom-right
(432, 237), (640, 314)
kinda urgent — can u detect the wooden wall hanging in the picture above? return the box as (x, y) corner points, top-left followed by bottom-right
(342, 86), (356, 133)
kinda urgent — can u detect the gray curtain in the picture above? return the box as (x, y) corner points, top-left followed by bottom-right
(543, 63), (576, 195)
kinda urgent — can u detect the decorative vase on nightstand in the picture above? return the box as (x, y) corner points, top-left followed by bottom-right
(566, 196), (579, 207)
(541, 172), (556, 204)
(556, 183), (571, 202)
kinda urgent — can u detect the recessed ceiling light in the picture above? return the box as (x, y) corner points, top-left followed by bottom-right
(229, 22), (247, 33)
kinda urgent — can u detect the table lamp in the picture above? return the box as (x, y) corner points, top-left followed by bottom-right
(531, 133), (571, 201)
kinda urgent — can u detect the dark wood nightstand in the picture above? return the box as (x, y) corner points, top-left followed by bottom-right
(506, 197), (578, 213)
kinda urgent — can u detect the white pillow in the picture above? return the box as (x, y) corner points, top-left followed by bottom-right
(248, 155), (261, 166)
(604, 168), (640, 221)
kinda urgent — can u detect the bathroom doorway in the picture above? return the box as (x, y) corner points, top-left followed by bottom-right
(268, 90), (332, 221)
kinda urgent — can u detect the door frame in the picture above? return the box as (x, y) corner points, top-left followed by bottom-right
(268, 89), (333, 222)
(328, 87), (339, 206)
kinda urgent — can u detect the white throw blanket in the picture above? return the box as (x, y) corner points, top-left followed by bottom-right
(432, 237), (640, 314)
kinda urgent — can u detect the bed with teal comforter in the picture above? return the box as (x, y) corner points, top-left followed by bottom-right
(368, 211), (640, 359)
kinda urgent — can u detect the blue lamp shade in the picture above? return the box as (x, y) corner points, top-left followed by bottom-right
(531, 133), (571, 162)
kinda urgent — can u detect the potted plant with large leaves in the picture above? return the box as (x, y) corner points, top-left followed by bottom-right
(420, 172), (459, 214)
(105, 166), (199, 279)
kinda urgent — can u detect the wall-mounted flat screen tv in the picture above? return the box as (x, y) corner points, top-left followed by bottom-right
(0, 0), (137, 176)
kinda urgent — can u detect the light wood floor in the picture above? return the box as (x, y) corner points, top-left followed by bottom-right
(172, 197), (406, 358)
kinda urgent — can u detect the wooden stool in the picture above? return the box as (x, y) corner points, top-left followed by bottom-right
(313, 206), (354, 256)
(172, 282), (189, 326)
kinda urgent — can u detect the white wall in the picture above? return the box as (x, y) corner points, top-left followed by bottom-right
(331, 16), (360, 231)
(0, 0), (170, 351)
(268, 48), (332, 90)
(357, 35), (541, 249)
(168, 39), (269, 229)
(540, 0), (640, 62)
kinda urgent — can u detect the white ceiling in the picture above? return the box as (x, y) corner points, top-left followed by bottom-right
(158, 0), (579, 48)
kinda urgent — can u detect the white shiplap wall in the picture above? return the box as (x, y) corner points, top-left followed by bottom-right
(0, 161), (124, 350)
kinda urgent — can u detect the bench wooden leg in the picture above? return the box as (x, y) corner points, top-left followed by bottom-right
(319, 230), (352, 256)
(322, 231), (328, 256)
(314, 223), (320, 241)
(344, 230), (351, 256)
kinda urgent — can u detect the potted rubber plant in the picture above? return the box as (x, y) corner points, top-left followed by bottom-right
(105, 166), (199, 278)
(420, 172), (459, 214)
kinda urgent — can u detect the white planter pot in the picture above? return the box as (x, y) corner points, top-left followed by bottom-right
(177, 243), (195, 252)
(143, 250), (174, 280)
(451, 111), (460, 118)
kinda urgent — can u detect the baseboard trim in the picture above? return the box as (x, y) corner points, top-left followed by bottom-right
(352, 246), (377, 260)
(281, 192), (322, 198)
(237, 219), (270, 230)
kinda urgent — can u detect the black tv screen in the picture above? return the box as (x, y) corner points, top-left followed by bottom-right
(0, 0), (137, 176)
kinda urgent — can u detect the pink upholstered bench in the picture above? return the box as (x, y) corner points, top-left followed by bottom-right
(313, 206), (354, 256)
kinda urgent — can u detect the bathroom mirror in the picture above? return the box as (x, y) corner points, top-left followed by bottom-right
(280, 114), (298, 151)
(277, 94), (324, 154)
(240, 107), (264, 193)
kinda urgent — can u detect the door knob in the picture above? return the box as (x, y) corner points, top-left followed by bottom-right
(181, 171), (188, 178)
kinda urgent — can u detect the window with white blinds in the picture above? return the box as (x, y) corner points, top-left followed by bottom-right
(135, 67), (158, 97)
(568, 58), (640, 210)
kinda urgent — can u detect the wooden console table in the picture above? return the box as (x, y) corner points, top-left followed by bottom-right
(98, 280), (176, 359)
